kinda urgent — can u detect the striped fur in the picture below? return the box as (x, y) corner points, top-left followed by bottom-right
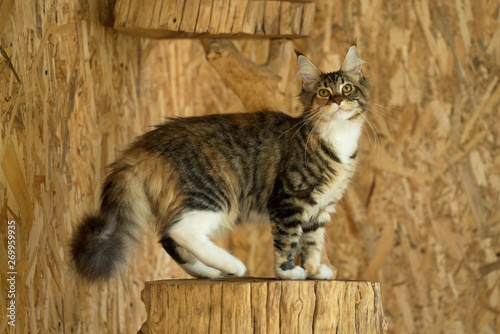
(69, 46), (370, 281)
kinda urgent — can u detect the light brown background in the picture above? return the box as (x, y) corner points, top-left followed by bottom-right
(1, 0), (499, 333)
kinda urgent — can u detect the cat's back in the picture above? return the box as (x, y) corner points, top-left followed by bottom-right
(158, 111), (294, 137)
(136, 111), (297, 155)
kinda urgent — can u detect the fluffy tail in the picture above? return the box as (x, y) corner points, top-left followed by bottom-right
(70, 162), (151, 283)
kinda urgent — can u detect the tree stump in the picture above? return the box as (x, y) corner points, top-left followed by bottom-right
(138, 278), (388, 333)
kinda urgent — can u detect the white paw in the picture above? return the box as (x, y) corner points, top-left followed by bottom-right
(307, 264), (334, 280)
(182, 261), (223, 279)
(221, 258), (247, 277)
(275, 265), (307, 280)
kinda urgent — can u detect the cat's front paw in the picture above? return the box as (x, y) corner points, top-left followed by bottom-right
(221, 258), (247, 277)
(307, 264), (335, 280)
(275, 265), (307, 280)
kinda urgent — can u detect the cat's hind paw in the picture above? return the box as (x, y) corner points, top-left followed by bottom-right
(307, 264), (335, 280)
(181, 260), (224, 279)
(221, 258), (247, 278)
(275, 265), (308, 280)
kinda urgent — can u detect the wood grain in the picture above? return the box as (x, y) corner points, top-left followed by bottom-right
(138, 278), (388, 334)
(113, 0), (316, 38)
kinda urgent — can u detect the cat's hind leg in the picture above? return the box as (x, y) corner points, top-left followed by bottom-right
(168, 211), (246, 277)
(160, 236), (223, 278)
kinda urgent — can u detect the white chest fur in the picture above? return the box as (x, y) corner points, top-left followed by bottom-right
(320, 120), (362, 163)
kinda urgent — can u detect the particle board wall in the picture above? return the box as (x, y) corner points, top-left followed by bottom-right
(0, 0), (499, 334)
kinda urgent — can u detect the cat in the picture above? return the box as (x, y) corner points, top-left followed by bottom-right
(69, 45), (369, 282)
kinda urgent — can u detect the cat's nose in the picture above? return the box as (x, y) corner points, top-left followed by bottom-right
(332, 95), (343, 105)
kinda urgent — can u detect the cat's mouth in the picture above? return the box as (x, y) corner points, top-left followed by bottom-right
(331, 103), (350, 114)
(314, 104), (356, 123)
(328, 105), (354, 120)
(316, 109), (350, 123)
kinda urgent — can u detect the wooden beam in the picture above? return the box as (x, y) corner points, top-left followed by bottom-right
(114, 0), (315, 39)
(138, 278), (388, 333)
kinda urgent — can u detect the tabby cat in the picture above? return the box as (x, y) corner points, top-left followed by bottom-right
(70, 45), (369, 282)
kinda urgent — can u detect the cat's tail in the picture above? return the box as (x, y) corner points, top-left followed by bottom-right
(69, 160), (151, 283)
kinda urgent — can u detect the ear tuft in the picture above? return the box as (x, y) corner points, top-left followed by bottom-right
(341, 45), (366, 77)
(297, 55), (321, 91)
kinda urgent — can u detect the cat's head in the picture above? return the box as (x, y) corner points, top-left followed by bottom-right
(297, 46), (370, 124)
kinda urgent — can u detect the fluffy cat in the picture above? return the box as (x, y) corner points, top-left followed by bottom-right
(69, 45), (369, 282)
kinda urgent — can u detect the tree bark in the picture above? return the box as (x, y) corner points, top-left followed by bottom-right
(138, 278), (388, 334)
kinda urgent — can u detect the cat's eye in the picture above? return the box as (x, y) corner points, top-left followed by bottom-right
(342, 84), (353, 94)
(318, 89), (331, 97)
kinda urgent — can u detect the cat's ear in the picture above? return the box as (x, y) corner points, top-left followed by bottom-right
(297, 53), (321, 91)
(341, 45), (366, 78)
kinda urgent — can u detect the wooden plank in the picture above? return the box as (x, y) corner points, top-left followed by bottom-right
(279, 1), (303, 36)
(179, 0), (202, 33)
(242, 1), (265, 35)
(218, 0), (240, 34)
(300, 2), (315, 35)
(157, 0), (174, 30)
(166, 0), (185, 32)
(148, 0), (165, 29)
(208, 0), (225, 35)
(229, 0), (249, 34)
(263, 1), (281, 36)
(113, 0), (316, 38)
(194, 0), (213, 33)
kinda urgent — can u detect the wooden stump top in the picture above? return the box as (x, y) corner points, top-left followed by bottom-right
(139, 277), (388, 334)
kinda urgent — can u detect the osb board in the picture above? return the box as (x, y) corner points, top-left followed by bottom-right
(0, 0), (499, 334)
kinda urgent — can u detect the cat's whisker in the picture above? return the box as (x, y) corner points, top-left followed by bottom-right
(305, 111), (325, 163)
(298, 112), (320, 164)
(290, 108), (317, 141)
(367, 90), (391, 102)
(367, 103), (397, 121)
(369, 108), (393, 154)
(315, 109), (333, 153)
(360, 115), (375, 146)
(367, 108), (392, 139)
(291, 119), (308, 141)
(362, 104), (394, 151)
(359, 109), (381, 155)
(277, 117), (306, 141)
(278, 105), (319, 141)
